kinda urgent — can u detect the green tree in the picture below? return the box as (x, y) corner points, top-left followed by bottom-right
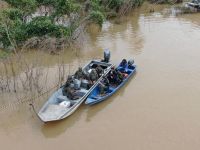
(89, 10), (105, 27)
(36, 0), (56, 6)
(54, 0), (80, 16)
(0, 0), (144, 50)
(26, 16), (73, 38)
(4, 0), (37, 15)
(26, 16), (57, 37)
(108, 0), (123, 11)
(0, 8), (26, 50)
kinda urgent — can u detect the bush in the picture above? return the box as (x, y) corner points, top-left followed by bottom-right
(0, 9), (26, 48)
(26, 16), (75, 38)
(89, 10), (105, 27)
(5, 0), (37, 15)
(54, 0), (80, 16)
(108, 0), (124, 10)
(3, 8), (24, 20)
(36, 0), (56, 6)
(26, 16), (58, 37)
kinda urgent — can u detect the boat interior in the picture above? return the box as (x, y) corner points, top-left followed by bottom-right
(41, 61), (112, 113)
(89, 65), (136, 99)
(38, 61), (113, 121)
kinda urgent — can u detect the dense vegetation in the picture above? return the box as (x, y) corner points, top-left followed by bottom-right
(0, 0), (144, 51)
(149, 0), (182, 4)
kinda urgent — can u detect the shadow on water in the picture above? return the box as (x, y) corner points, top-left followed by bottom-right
(85, 72), (138, 122)
(40, 104), (86, 138)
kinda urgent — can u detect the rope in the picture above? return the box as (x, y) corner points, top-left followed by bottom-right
(0, 84), (59, 112)
(0, 57), (102, 112)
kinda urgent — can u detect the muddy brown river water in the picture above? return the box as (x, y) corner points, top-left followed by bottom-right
(1, 3), (200, 150)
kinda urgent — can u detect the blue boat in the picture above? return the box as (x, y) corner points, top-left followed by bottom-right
(85, 60), (136, 105)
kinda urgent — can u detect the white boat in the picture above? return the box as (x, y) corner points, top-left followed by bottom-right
(38, 54), (113, 122)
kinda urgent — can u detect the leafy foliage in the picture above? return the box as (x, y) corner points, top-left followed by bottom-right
(0, 9), (26, 48)
(0, 0), (144, 50)
(90, 0), (103, 11)
(132, 0), (144, 7)
(5, 0), (37, 15)
(108, 0), (124, 10)
(3, 8), (24, 20)
(54, 0), (80, 16)
(89, 10), (105, 27)
(36, 0), (56, 6)
(26, 16), (56, 37)
(26, 16), (74, 37)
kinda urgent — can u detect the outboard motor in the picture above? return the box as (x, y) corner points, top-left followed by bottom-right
(128, 59), (134, 66)
(103, 49), (111, 63)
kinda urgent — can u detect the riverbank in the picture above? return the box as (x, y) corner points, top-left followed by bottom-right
(0, 0), (144, 52)
(1, 0), (199, 54)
